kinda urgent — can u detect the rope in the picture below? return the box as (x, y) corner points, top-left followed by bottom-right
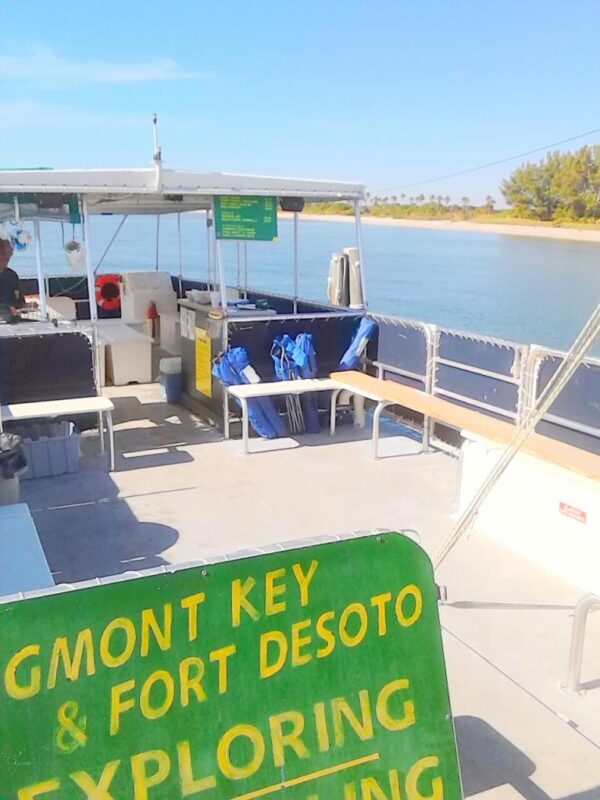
(433, 303), (600, 570)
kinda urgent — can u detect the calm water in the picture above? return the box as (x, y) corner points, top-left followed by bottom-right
(16, 215), (600, 351)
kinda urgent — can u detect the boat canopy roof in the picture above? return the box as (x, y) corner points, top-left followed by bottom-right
(0, 166), (365, 218)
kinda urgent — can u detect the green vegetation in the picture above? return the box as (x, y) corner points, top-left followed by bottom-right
(302, 145), (600, 228)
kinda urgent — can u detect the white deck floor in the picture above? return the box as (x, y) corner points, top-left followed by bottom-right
(20, 383), (600, 800)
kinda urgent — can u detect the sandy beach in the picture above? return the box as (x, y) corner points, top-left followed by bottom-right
(289, 213), (600, 243)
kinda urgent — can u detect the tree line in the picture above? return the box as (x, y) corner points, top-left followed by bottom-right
(303, 144), (600, 225)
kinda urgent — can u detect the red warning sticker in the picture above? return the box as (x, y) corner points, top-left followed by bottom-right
(559, 502), (587, 524)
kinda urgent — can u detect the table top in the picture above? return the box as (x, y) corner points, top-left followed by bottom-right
(227, 378), (339, 399)
(0, 503), (54, 597)
(1, 395), (114, 421)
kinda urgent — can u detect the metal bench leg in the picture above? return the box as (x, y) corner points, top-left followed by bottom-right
(106, 410), (115, 472)
(330, 389), (342, 436)
(422, 414), (431, 453)
(240, 398), (249, 454)
(98, 411), (105, 455)
(372, 401), (387, 459)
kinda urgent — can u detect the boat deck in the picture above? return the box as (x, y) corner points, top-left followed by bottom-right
(20, 383), (600, 800)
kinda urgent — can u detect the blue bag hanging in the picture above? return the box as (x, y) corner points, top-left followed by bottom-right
(295, 333), (320, 433)
(339, 317), (378, 370)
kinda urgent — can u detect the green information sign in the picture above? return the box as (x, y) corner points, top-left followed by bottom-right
(214, 195), (278, 241)
(0, 533), (461, 800)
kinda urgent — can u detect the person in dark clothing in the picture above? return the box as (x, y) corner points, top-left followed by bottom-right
(0, 238), (25, 319)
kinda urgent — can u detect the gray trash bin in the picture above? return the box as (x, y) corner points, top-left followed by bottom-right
(0, 433), (27, 506)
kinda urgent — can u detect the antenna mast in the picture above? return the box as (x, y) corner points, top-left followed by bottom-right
(152, 113), (163, 190)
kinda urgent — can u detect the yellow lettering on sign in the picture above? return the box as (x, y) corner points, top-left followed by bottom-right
(70, 760), (120, 798)
(232, 577), (260, 627)
(180, 592), (206, 642)
(316, 611), (336, 658)
(332, 690), (374, 746)
(210, 644), (237, 694)
(313, 701), (330, 752)
(376, 678), (416, 732)
(269, 710), (309, 767)
(291, 619), (312, 666)
(395, 585), (423, 627)
(110, 679), (136, 736)
(140, 670), (175, 721)
(47, 629), (95, 689)
(265, 568), (287, 615)
(177, 741), (216, 795)
(370, 593), (392, 636)
(339, 603), (368, 648)
(179, 657), (206, 707)
(292, 560), (319, 606)
(217, 724), (265, 780)
(140, 605), (172, 657)
(361, 771), (402, 800)
(130, 750), (171, 800)
(260, 630), (288, 678)
(406, 756), (443, 800)
(4, 644), (41, 699)
(100, 618), (136, 668)
(17, 779), (60, 799)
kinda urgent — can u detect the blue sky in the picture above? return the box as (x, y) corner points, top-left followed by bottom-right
(1, 0), (599, 203)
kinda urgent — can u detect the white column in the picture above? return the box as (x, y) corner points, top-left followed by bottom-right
(354, 198), (368, 309)
(216, 240), (227, 310)
(33, 220), (48, 320)
(205, 210), (212, 286)
(293, 211), (299, 313)
(82, 198), (98, 321)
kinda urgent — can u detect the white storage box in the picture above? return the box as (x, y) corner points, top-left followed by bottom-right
(120, 271), (177, 323)
(98, 321), (153, 385)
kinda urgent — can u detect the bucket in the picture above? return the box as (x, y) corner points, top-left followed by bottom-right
(0, 433), (27, 506)
(160, 357), (182, 404)
(64, 240), (86, 271)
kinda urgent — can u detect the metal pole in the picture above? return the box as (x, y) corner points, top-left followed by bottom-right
(82, 198), (98, 321)
(216, 240), (227, 310)
(236, 242), (241, 290)
(243, 242), (248, 298)
(353, 198), (368, 309)
(206, 210), (212, 287)
(563, 593), (600, 694)
(155, 215), (160, 270)
(293, 211), (299, 314)
(33, 220), (48, 320)
(177, 212), (183, 296)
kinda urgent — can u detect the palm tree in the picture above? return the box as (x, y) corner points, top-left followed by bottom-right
(391, 195), (398, 204)
(417, 194), (425, 204)
(485, 195), (496, 211)
(400, 193), (406, 203)
(444, 196), (451, 206)
(461, 196), (470, 209)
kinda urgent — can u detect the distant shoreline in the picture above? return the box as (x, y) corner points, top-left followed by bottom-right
(283, 212), (600, 243)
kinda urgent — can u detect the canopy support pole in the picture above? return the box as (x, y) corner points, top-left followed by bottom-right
(243, 242), (248, 299)
(293, 211), (299, 314)
(205, 211), (212, 287)
(353, 199), (368, 309)
(33, 220), (48, 321)
(216, 240), (227, 310)
(82, 199), (98, 322)
(155, 215), (160, 271)
(177, 212), (183, 296)
(236, 242), (241, 291)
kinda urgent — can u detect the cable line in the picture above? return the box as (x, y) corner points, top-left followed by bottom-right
(373, 126), (600, 192)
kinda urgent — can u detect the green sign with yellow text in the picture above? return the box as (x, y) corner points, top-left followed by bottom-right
(214, 195), (278, 241)
(0, 533), (461, 799)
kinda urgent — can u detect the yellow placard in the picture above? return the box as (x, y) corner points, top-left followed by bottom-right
(195, 327), (212, 397)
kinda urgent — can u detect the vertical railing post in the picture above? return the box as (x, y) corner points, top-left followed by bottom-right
(562, 593), (600, 695)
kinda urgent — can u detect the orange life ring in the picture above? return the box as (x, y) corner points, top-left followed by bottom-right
(95, 274), (121, 311)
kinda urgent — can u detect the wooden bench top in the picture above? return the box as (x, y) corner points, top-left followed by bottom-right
(228, 378), (339, 399)
(1, 396), (114, 422)
(330, 370), (600, 482)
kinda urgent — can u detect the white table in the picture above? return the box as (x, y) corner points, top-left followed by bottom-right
(1, 396), (116, 471)
(0, 504), (54, 597)
(227, 379), (341, 454)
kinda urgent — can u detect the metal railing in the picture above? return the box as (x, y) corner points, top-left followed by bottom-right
(562, 593), (600, 695)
